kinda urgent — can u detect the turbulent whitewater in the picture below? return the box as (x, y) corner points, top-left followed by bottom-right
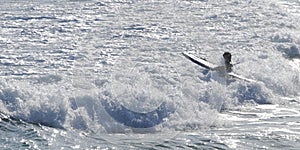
(0, 0), (300, 149)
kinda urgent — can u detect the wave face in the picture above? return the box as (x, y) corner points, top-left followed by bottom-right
(0, 0), (300, 149)
(101, 100), (173, 128)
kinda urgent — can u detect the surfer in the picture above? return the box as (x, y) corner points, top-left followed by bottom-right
(183, 51), (255, 82)
(223, 52), (233, 73)
(210, 52), (233, 74)
(182, 51), (233, 74)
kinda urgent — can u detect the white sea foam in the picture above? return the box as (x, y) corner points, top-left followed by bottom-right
(0, 0), (300, 149)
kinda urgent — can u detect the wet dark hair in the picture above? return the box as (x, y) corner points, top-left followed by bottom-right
(223, 52), (231, 62)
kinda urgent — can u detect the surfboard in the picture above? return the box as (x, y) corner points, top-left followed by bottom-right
(227, 72), (256, 83)
(183, 52), (256, 83)
(101, 100), (174, 128)
(182, 52), (218, 70)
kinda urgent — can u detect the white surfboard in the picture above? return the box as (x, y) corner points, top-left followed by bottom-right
(182, 52), (218, 70)
(183, 52), (256, 83)
(227, 72), (256, 83)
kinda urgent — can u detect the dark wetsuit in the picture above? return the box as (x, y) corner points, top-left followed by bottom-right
(223, 52), (233, 72)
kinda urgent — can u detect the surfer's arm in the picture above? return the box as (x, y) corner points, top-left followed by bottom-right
(212, 66), (224, 72)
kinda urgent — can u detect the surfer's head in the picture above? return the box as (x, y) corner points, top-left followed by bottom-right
(223, 52), (232, 63)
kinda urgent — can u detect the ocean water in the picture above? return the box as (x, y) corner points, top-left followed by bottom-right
(0, 0), (300, 149)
